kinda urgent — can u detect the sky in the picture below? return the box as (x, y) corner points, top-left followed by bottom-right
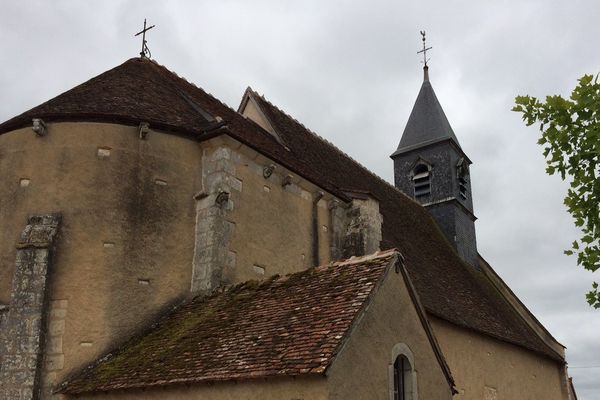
(1, 0), (598, 398)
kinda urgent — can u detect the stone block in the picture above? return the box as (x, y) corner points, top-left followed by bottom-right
(46, 336), (63, 354)
(50, 307), (67, 319)
(48, 320), (65, 336)
(215, 158), (235, 175)
(45, 354), (64, 371)
(50, 300), (68, 309)
(97, 147), (111, 158)
(211, 146), (231, 161)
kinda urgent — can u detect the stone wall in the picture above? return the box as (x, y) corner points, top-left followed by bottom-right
(68, 376), (327, 400)
(203, 136), (336, 284)
(0, 214), (61, 400)
(191, 144), (240, 294)
(430, 316), (568, 400)
(326, 254), (453, 400)
(330, 195), (383, 261)
(0, 122), (202, 395)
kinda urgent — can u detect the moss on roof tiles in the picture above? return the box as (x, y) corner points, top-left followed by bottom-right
(58, 251), (396, 394)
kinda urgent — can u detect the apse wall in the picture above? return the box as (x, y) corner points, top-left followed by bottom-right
(0, 122), (201, 382)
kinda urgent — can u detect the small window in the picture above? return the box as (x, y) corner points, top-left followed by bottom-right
(458, 176), (468, 200)
(393, 355), (413, 400)
(412, 163), (431, 197)
(456, 158), (469, 200)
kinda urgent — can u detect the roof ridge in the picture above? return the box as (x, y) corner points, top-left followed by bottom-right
(147, 58), (240, 120)
(251, 89), (419, 205)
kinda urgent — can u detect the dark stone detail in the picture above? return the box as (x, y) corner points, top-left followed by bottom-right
(0, 214), (61, 400)
(262, 164), (275, 179)
(428, 201), (478, 266)
(214, 191), (230, 208)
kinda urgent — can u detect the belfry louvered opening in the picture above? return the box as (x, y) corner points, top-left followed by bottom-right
(458, 176), (468, 200)
(412, 164), (431, 197)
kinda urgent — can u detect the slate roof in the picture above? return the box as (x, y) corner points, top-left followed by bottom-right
(391, 67), (462, 157)
(0, 58), (563, 362)
(57, 250), (399, 394)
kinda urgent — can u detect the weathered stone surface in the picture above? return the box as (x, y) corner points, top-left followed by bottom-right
(191, 147), (239, 294)
(330, 196), (383, 260)
(0, 214), (61, 400)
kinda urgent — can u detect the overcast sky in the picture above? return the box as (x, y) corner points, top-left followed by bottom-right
(1, 1), (598, 398)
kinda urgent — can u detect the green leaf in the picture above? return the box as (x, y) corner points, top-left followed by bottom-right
(515, 72), (600, 309)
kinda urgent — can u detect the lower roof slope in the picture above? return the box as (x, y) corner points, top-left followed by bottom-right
(58, 251), (398, 394)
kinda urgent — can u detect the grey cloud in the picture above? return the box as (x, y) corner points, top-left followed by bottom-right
(1, 1), (598, 398)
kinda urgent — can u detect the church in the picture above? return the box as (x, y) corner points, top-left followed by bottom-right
(0, 50), (577, 399)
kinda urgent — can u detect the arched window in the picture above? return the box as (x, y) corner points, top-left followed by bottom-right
(390, 343), (416, 400)
(412, 163), (431, 197)
(393, 355), (412, 400)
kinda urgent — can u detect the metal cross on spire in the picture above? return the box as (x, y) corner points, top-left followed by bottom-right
(417, 30), (432, 67)
(135, 18), (155, 59)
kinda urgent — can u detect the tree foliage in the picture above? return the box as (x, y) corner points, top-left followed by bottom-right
(513, 74), (600, 308)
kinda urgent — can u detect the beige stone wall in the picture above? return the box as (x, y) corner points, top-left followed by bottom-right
(199, 137), (334, 286)
(0, 123), (201, 391)
(0, 125), (343, 398)
(68, 377), (327, 400)
(326, 264), (453, 400)
(430, 316), (568, 400)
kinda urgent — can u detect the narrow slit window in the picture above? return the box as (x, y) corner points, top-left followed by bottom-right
(456, 158), (469, 200)
(458, 177), (468, 200)
(412, 164), (431, 197)
(393, 355), (413, 400)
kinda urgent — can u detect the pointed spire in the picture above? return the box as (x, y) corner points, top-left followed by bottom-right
(391, 69), (461, 157)
(390, 31), (462, 157)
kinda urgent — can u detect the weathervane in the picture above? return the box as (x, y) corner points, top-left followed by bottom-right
(135, 18), (155, 59)
(417, 30), (432, 67)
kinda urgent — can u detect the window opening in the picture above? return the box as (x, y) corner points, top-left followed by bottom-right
(412, 163), (431, 197)
(393, 355), (412, 400)
(456, 158), (469, 200)
(458, 176), (468, 200)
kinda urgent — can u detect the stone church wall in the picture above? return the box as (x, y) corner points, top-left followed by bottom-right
(326, 257), (453, 400)
(67, 376), (328, 400)
(0, 122), (203, 396)
(194, 136), (336, 289)
(0, 214), (60, 400)
(430, 316), (569, 400)
(0, 125), (357, 398)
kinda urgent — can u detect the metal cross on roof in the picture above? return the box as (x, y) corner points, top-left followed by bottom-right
(417, 30), (432, 67)
(135, 18), (155, 59)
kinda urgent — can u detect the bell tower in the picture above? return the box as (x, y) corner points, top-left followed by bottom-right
(391, 60), (477, 266)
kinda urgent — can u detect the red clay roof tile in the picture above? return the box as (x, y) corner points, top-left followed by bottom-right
(57, 250), (398, 394)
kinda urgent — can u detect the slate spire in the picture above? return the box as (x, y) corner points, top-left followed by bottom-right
(391, 65), (477, 266)
(391, 66), (461, 157)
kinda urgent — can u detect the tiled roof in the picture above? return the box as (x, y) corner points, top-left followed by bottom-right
(246, 89), (563, 362)
(0, 58), (563, 362)
(0, 58), (346, 200)
(57, 250), (399, 394)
